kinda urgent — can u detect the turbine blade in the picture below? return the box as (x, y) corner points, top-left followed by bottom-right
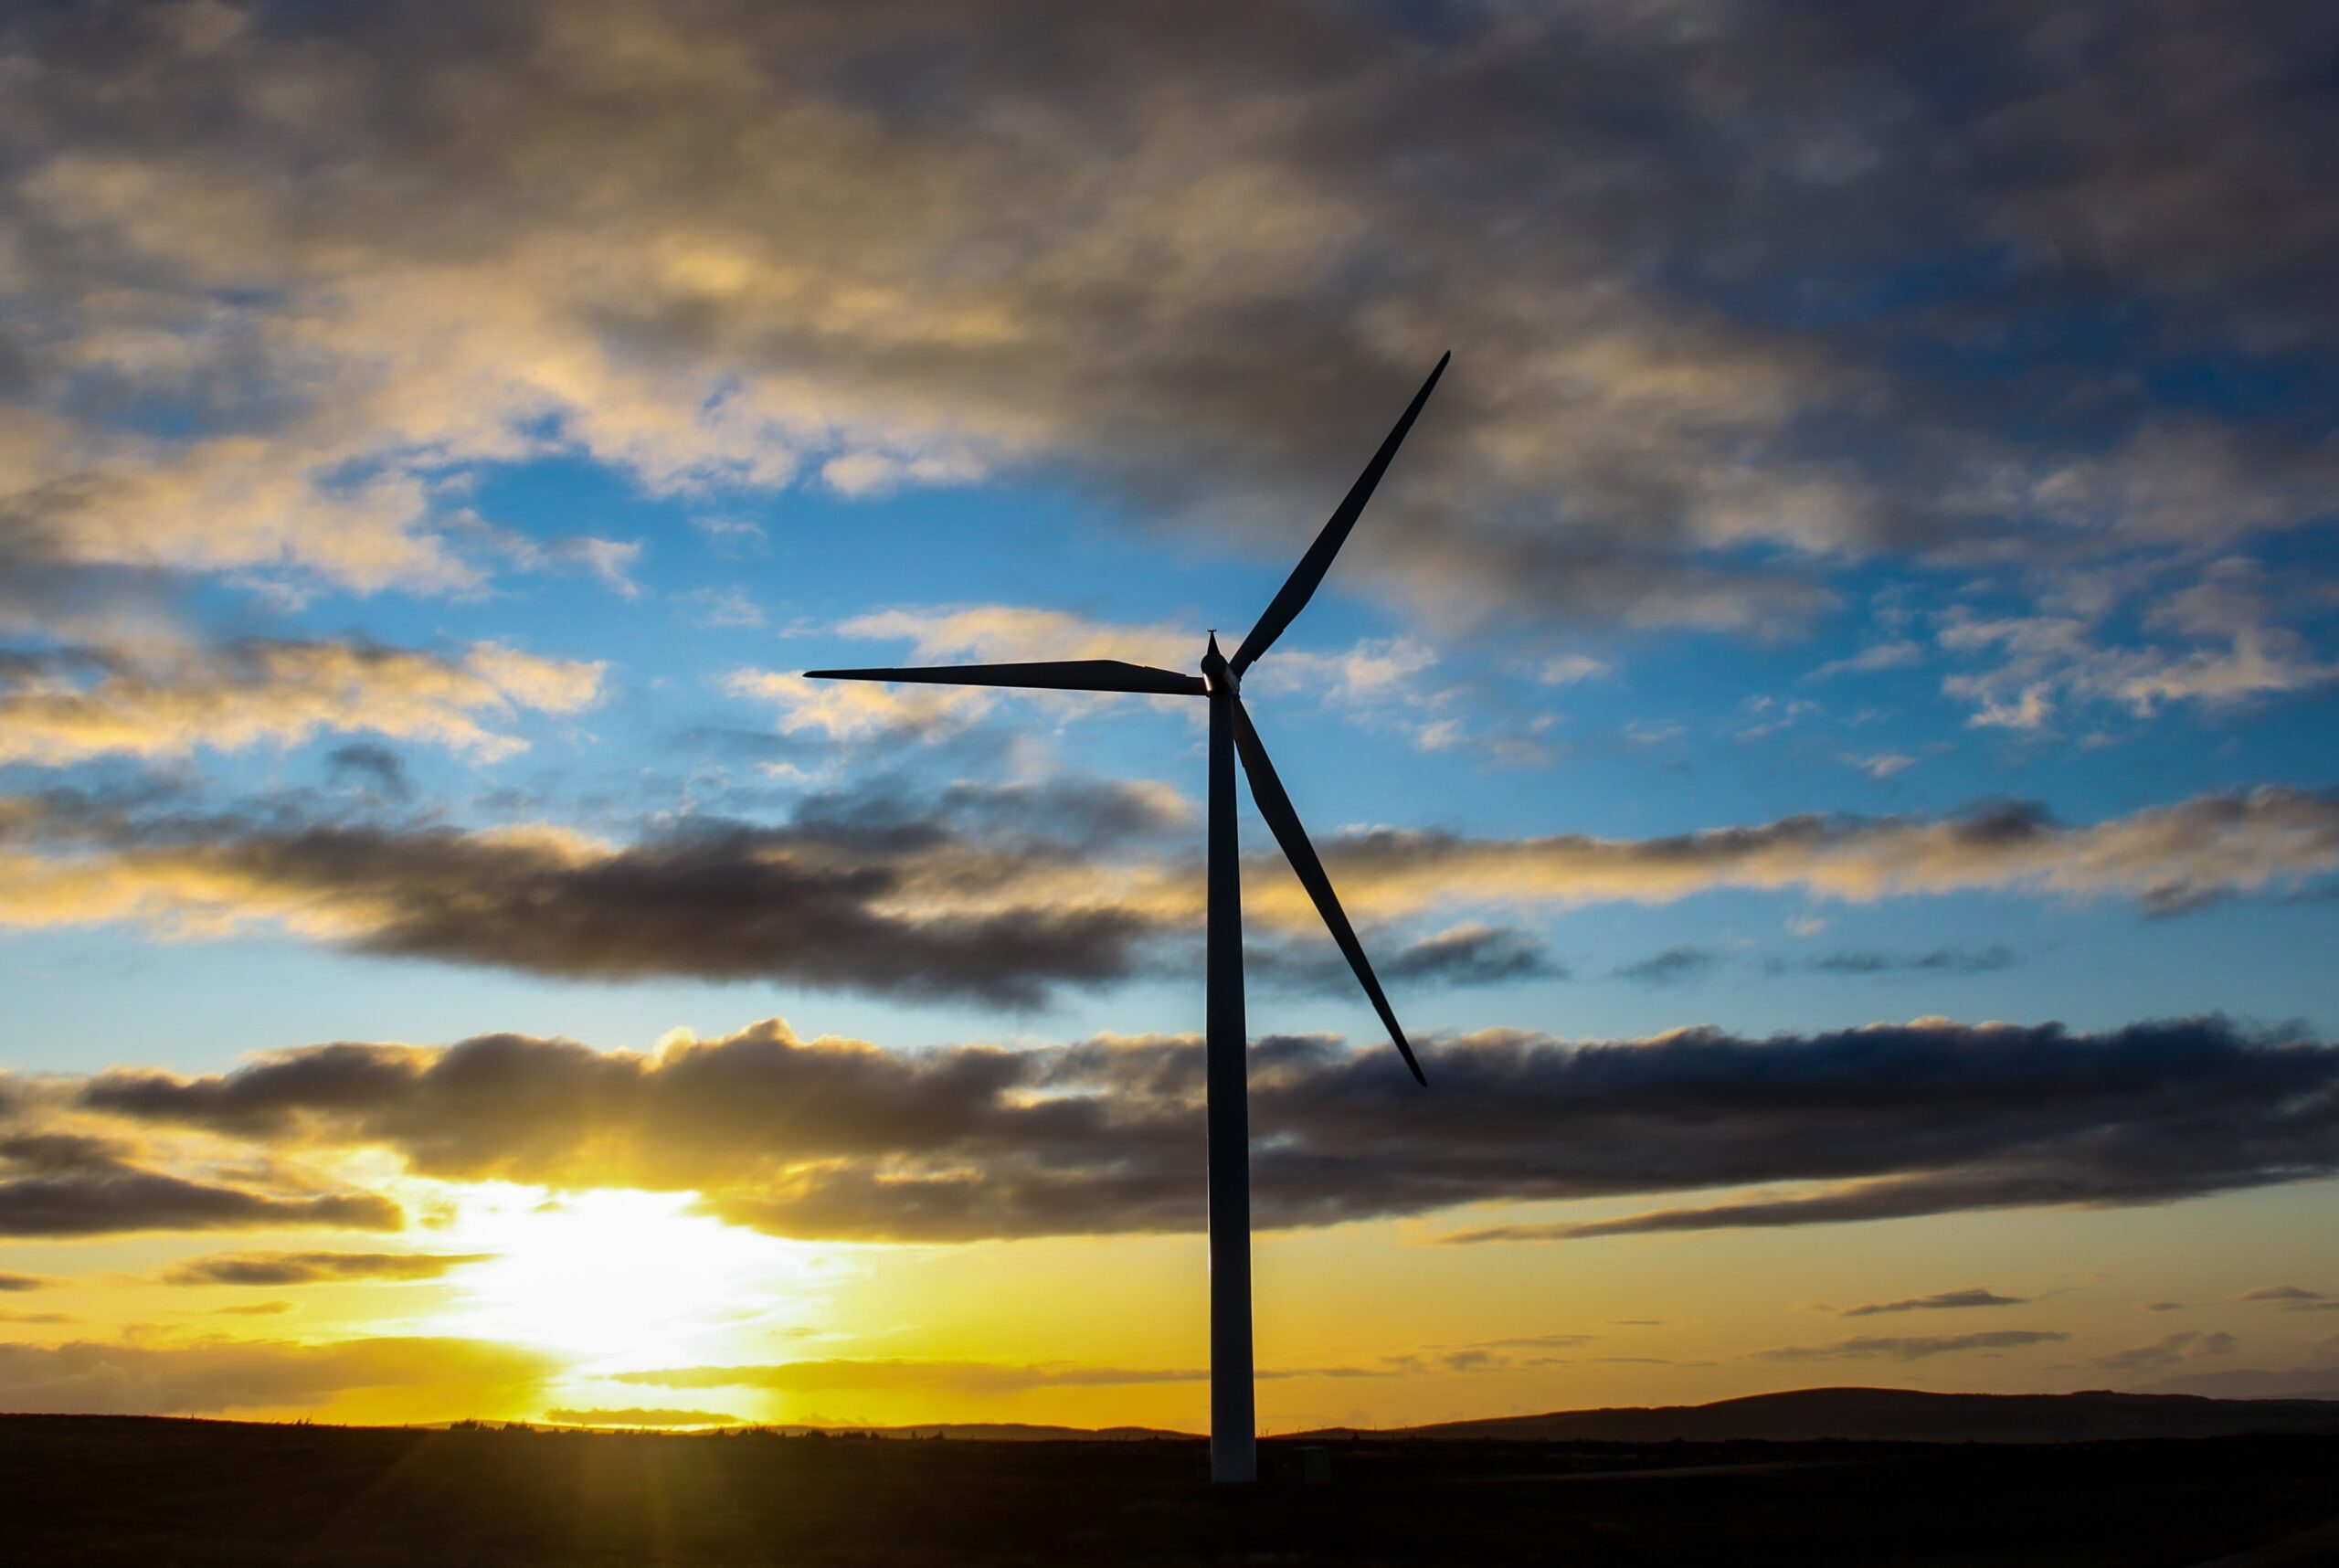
(803, 661), (1207, 696)
(1230, 696), (1426, 1086)
(1230, 352), (1450, 678)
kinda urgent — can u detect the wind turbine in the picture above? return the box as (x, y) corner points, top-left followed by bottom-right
(807, 352), (1448, 1484)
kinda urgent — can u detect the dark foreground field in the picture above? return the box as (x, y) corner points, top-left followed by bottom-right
(5, 1414), (2338, 1567)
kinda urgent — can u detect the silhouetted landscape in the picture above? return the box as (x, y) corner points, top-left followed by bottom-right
(8, 1389), (2339, 1566)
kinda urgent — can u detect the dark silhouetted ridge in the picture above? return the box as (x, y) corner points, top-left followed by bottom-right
(1302, 1386), (2339, 1444)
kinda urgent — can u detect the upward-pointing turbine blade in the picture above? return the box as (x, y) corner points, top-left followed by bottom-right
(1229, 352), (1450, 679)
(1229, 696), (1427, 1086)
(803, 661), (1208, 696)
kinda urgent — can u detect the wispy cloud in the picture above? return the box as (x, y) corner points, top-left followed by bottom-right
(1758, 1330), (2069, 1362)
(161, 1251), (494, 1287)
(1842, 1288), (2028, 1318)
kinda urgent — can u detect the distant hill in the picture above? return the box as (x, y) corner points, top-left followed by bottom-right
(1305, 1386), (2339, 1445)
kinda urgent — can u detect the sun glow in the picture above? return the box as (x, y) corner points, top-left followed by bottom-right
(433, 1187), (815, 1369)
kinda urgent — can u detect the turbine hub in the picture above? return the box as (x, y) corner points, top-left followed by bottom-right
(1201, 631), (1235, 694)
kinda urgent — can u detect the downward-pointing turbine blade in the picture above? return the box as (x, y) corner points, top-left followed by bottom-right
(1230, 352), (1450, 679)
(1230, 696), (1427, 1086)
(803, 661), (1208, 696)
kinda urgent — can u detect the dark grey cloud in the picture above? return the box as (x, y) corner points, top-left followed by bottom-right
(324, 743), (412, 802)
(0, 1272), (50, 1291)
(5, 784), (2337, 1004)
(0, 777), (1191, 1008)
(2, 0), (2334, 662)
(1251, 924), (1563, 996)
(1786, 946), (2022, 978)
(70, 1012), (2339, 1245)
(1612, 945), (1726, 987)
(160, 1250), (494, 1287)
(1842, 1287), (2027, 1318)
(0, 1131), (401, 1237)
(1758, 1330), (2069, 1363)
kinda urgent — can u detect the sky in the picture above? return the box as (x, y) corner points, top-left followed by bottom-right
(3, 0), (2339, 1433)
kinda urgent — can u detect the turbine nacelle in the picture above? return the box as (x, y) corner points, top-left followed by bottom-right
(1200, 630), (1234, 694)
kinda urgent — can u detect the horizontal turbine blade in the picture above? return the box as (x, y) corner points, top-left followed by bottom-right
(1230, 696), (1426, 1086)
(803, 661), (1207, 696)
(1230, 351), (1449, 679)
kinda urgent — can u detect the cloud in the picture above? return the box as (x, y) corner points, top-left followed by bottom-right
(2240, 1285), (2339, 1311)
(0, 639), (603, 765)
(56, 1012), (2339, 1245)
(1814, 641), (1926, 680)
(725, 669), (996, 746)
(0, 1336), (557, 1415)
(160, 1250), (494, 1286)
(0, 778), (1194, 1007)
(1251, 924), (1563, 995)
(2241, 1285), (2324, 1303)
(1758, 1330), (2069, 1362)
(1308, 788), (2339, 920)
(1536, 655), (1609, 687)
(1, 784), (2333, 1002)
(2086, 1330), (2239, 1372)
(2, 0), (2332, 652)
(0, 1131), (402, 1238)
(1940, 609), (2339, 733)
(1612, 945), (1726, 987)
(544, 1407), (741, 1427)
(1786, 946), (2022, 978)
(0, 1272), (50, 1291)
(1842, 1288), (2027, 1318)
(323, 742), (412, 801)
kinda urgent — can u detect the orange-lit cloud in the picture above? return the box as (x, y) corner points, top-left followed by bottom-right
(0, 639), (603, 764)
(0, 1128), (400, 1238)
(6, 0), (2333, 657)
(34, 1012), (2339, 1245)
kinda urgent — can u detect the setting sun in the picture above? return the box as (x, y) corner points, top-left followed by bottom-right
(434, 1188), (815, 1370)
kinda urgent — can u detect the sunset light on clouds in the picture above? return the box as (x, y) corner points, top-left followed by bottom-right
(5, 0), (2339, 1440)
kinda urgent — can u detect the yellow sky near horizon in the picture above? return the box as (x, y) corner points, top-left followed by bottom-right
(7, 1161), (2337, 1431)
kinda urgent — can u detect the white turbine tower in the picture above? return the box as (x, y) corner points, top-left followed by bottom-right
(808, 353), (1448, 1483)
